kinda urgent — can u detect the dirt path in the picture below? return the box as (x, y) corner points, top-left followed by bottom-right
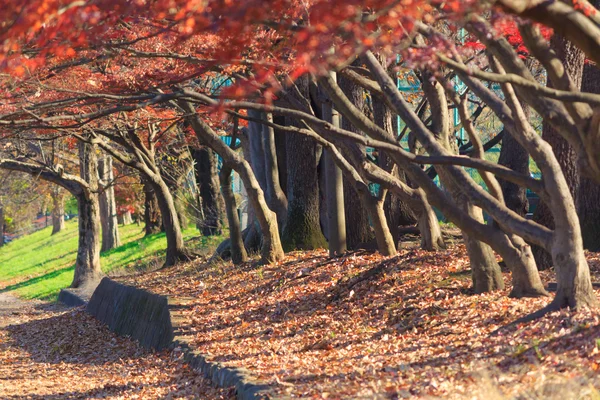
(0, 293), (44, 326)
(0, 296), (233, 399)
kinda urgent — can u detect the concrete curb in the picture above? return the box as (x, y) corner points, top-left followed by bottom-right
(171, 337), (274, 400)
(57, 288), (89, 307)
(58, 283), (282, 399)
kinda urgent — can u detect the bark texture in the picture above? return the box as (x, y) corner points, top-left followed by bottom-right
(339, 73), (373, 249)
(322, 85), (347, 256)
(578, 63), (600, 251)
(98, 156), (121, 252)
(220, 164), (248, 264)
(532, 35), (585, 269)
(72, 141), (103, 288)
(192, 147), (224, 236)
(281, 79), (328, 252)
(51, 187), (66, 235)
(142, 177), (162, 236)
(150, 175), (192, 267)
(261, 112), (288, 228)
(498, 124), (530, 217)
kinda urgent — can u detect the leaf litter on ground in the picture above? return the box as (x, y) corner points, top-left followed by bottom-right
(0, 304), (233, 399)
(120, 244), (600, 399)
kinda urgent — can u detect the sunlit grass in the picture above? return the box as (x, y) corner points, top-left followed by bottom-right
(0, 219), (217, 301)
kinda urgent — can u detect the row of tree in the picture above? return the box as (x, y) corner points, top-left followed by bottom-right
(0, 1), (599, 317)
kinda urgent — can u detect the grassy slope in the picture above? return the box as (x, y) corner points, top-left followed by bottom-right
(0, 219), (207, 301)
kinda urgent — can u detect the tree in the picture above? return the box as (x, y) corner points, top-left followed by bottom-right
(531, 34), (586, 270)
(1, 0), (599, 314)
(85, 119), (195, 267)
(280, 78), (328, 252)
(0, 141), (103, 288)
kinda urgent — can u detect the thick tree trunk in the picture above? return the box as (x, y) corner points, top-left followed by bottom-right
(51, 187), (66, 235)
(339, 72), (373, 249)
(455, 189), (505, 293)
(533, 35), (585, 269)
(72, 190), (103, 288)
(98, 156), (121, 252)
(281, 79), (328, 252)
(498, 126), (530, 218)
(550, 218), (597, 308)
(578, 63), (600, 251)
(143, 177), (162, 236)
(192, 147), (224, 236)
(71, 141), (102, 288)
(502, 235), (548, 298)
(150, 176), (192, 267)
(220, 164), (248, 264)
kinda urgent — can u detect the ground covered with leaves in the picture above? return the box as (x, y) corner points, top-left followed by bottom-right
(121, 244), (600, 399)
(0, 299), (232, 399)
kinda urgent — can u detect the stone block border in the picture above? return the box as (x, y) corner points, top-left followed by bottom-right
(59, 280), (281, 400)
(57, 288), (89, 307)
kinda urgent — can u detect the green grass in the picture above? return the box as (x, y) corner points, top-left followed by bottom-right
(0, 219), (210, 301)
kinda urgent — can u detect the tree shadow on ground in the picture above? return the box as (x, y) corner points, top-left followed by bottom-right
(0, 265), (74, 294)
(4, 311), (148, 366)
(0, 251), (76, 284)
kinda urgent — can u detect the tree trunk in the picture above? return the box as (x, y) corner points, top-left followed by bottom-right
(0, 205), (4, 247)
(261, 112), (288, 228)
(416, 191), (446, 251)
(363, 196), (396, 256)
(122, 210), (133, 225)
(239, 129), (261, 252)
(339, 72), (373, 249)
(51, 187), (66, 235)
(71, 141), (102, 288)
(502, 235), (548, 298)
(324, 147), (347, 256)
(498, 129), (530, 218)
(578, 63), (600, 251)
(220, 164), (248, 264)
(98, 156), (121, 252)
(150, 175), (192, 267)
(143, 177), (162, 236)
(533, 35), (585, 269)
(72, 190), (103, 288)
(192, 147), (224, 236)
(445, 172), (505, 293)
(281, 79), (328, 252)
(322, 79), (347, 256)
